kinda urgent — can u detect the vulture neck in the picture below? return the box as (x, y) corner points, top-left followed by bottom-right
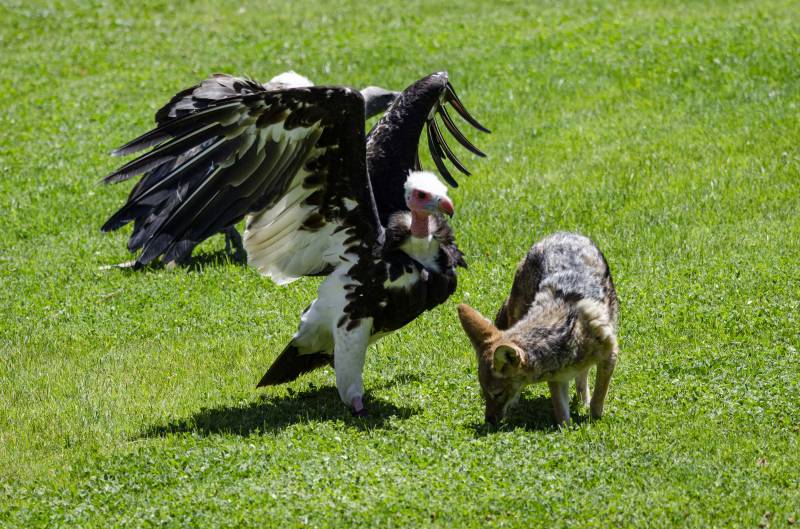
(410, 210), (432, 238)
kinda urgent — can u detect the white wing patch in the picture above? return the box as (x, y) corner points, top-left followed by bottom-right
(244, 132), (354, 284)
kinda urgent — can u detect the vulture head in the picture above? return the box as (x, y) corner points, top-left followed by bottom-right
(403, 171), (454, 238)
(404, 171), (454, 217)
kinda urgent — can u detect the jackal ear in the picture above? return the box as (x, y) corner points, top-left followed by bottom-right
(492, 343), (524, 374)
(457, 304), (500, 348)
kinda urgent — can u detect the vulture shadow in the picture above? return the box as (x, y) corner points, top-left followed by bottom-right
(470, 392), (590, 435)
(183, 249), (248, 270)
(102, 248), (247, 274)
(370, 372), (422, 390)
(155, 249), (248, 272)
(141, 385), (419, 438)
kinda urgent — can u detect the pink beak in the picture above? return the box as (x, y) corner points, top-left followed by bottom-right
(437, 197), (454, 217)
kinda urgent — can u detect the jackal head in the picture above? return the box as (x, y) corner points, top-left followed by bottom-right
(457, 304), (526, 424)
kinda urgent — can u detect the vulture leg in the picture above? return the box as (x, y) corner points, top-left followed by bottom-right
(333, 317), (373, 416)
(222, 226), (246, 262)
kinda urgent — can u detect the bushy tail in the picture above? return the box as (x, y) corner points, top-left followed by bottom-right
(256, 342), (331, 387)
(576, 299), (615, 343)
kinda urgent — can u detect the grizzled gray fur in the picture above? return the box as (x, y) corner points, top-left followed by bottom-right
(458, 232), (619, 425)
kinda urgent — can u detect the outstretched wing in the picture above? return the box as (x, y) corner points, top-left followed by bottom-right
(366, 72), (490, 225)
(422, 79), (490, 186)
(102, 73), (314, 258)
(102, 82), (378, 282)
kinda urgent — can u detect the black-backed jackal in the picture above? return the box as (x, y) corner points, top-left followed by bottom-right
(458, 232), (619, 425)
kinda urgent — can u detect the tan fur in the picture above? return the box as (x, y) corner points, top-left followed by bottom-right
(457, 233), (619, 426)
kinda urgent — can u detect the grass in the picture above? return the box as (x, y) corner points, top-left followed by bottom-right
(1, 0), (799, 526)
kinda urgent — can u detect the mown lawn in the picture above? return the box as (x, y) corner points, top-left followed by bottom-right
(1, 0), (798, 527)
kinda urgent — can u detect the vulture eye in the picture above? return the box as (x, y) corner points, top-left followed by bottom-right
(416, 191), (429, 200)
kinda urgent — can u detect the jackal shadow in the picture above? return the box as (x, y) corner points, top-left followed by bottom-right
(141, 382), (420, 438)
(470, 391), (591, 435)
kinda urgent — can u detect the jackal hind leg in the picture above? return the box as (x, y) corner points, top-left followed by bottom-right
(575, 368), (591, 408)
(590, 336), (618, 419)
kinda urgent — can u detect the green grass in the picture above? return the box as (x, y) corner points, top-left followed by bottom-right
(1, 0), (799, 526)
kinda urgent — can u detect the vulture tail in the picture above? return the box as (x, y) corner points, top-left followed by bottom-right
(256, 342), (331, 387)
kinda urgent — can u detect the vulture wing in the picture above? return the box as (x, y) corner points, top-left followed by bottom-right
(102, 79), (379, 283)
(421, 77), (490, 187)
(366, 72), (490, 225)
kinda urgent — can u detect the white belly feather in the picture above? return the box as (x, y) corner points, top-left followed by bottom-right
(401, 235), (441, 272)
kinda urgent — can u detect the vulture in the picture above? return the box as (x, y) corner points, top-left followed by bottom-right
(102, 71), (399, 265)
(103, 71), (489, 414)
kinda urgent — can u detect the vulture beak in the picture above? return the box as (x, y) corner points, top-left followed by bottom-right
(436, 196), (454, 217)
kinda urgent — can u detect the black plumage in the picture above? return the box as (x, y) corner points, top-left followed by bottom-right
(103, 71), (489, 413)
(102, 74), (399, 265)
(366, 73), (488, 225)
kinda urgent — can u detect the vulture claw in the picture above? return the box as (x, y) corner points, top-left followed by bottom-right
(352, 396), (367, 417)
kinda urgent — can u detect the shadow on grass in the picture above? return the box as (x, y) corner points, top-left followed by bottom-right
(470, 393), (591, 435)
(183, 249), (248, 271)
(105, 248), (247, 274)
(141, 384), (420, 438)
(371, 372), (422, 389)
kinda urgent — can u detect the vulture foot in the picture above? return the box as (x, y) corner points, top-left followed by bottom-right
(351, 396), (367, 417)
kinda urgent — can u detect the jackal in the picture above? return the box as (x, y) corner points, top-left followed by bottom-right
(458, 232), (619, 425)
